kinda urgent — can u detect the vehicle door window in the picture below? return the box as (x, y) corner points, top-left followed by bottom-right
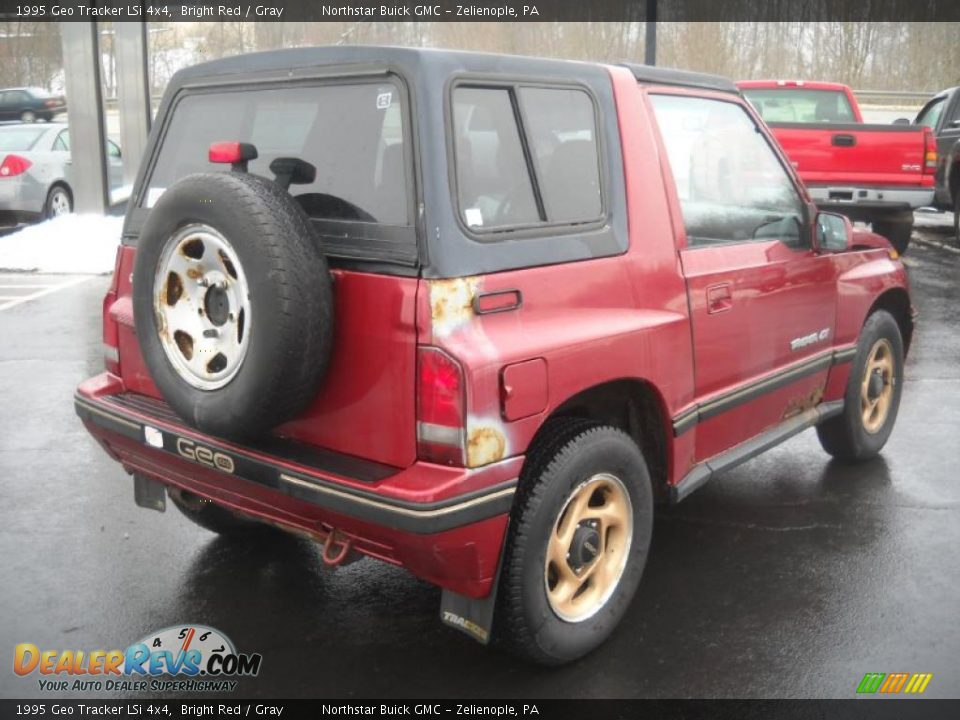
(5, 91), (29, 105)
(53, 130), (70, 151)
(944, 97), (960, 128)
(107, 140), (121, 158)
(650, 94), (806, 249)
(915, 97), (945, 130)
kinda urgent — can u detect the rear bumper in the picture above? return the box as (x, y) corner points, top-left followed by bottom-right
(807, 185), (935, 212)
(75, 372), (521, 598)
(0, 176), (44, 218)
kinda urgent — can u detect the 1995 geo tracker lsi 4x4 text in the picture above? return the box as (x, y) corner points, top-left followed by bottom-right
(75, 46), (913, 665)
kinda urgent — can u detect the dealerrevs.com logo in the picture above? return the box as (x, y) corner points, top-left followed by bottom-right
(13, 625), (261, 693)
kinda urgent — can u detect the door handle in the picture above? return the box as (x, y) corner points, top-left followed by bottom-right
(832, 134), (856, 147)
(706, 283), (732, 314)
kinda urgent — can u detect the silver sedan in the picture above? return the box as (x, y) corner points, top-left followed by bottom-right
(0, 122), (123, 229)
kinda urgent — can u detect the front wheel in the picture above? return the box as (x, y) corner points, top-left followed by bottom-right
(816, 310), (904, 462)
(20, 110), (36, 123)
(494, 420), (653, 665)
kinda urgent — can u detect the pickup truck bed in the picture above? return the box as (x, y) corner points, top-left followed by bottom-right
(739, 80), (937, 253)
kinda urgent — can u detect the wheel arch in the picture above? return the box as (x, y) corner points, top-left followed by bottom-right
(867, 287), (914, 355)
(48, 180), (73, 201)
(527, 378), (673, 501)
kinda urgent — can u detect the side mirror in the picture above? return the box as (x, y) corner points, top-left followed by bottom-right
(816, 212), (851, 253)
(892, 118), (911, 125)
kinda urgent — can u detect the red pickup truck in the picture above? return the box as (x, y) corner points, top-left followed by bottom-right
(738, 80), (937, 253)
(75, 49), (913, 665)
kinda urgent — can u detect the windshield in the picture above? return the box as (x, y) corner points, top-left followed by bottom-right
(0, 126), (46, 152)
(742, 88), (856, 123)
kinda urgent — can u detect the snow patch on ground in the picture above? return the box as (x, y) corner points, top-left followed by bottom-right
(0, 214), (122, 274)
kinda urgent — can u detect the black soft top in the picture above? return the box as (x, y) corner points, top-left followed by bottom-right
(621, 63), (739, 94)
(171, 45), (738, 95)
(135, 46), (740, 278)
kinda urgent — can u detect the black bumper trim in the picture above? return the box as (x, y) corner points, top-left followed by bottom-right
(75, 395), (516, 535)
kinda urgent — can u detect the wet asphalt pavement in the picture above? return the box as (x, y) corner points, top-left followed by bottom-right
(1, 229), (958, 700)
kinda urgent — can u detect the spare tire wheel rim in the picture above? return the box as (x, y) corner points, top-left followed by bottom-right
(544, 472), (633, 623)
(153, 224), (251, 390)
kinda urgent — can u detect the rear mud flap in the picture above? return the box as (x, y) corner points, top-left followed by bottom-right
(439, 524), (508, 645)
(133, 473), (167, 512)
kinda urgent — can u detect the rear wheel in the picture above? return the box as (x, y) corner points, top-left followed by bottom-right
(169, 488), (277, 538)
(872, 212), (913, 255)
(494, 420), (653, 665)
(43, 185), (72, 219)
(816, 310), (904, 462)
(953, 191), (959, 242)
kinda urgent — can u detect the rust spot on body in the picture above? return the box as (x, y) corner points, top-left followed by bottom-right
(467, 426), (506, 468)
(783, 385), (825, 419)
(430, 277), (479, 336)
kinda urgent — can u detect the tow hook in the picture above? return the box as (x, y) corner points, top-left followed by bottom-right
(321, 528), (356, 566)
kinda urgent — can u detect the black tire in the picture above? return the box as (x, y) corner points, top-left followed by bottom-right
(494, 420), (654, 665)
(168, 487), (276, 538)
(43, 184), (72, 219)
(872, 213), (913, 255)
(816, 310), (904, 463)
(132, 172), (333, 440)
(953, 191), (959, 243)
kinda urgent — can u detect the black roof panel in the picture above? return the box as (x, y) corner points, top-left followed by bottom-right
(621, 63), (739, 94)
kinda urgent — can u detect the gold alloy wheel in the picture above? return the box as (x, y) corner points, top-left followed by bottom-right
(544, 473), (633, 623)
(861, 338), (895, 434)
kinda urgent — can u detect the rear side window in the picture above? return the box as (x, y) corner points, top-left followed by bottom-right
(915, 97), (945, 130)
(0, 126), (46, 151)
(518, 87), (602, 223)
(145, 81), (409, 226)
(742, 88), (856, 124)
(452, 84), (602, 233)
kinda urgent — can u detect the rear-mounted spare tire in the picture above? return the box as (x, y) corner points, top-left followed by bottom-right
(132, 172), (333, 441)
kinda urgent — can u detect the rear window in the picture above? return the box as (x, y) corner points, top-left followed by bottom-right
(742, 88), (856, 124)
(145, 80), (410, 227)
(0, 126), (46, 151)
(452, 84), (602, 233)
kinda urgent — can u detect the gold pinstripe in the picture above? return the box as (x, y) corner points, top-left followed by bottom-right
(280, 473), (516, 518)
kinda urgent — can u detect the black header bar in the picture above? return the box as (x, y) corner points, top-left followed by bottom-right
(0, 0), (959, 22)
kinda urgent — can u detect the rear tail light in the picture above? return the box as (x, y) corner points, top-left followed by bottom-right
(102, 247), (123, 375)
(923, 127), (937, 173)
(0, 154), (32, 177)
(416, 347), (466, 466)
(44, 99), (58, 108)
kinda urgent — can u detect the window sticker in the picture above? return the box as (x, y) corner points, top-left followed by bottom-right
(376, 91), (393, 110)
(464, 207), (483, 227)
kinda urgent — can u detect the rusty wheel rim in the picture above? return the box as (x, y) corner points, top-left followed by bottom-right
(153, 224), (251, 391)
(861, 338), (895, 434)
(544, 473), (633, 623)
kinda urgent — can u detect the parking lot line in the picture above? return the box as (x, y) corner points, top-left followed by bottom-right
(0, 276), (93, 312)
